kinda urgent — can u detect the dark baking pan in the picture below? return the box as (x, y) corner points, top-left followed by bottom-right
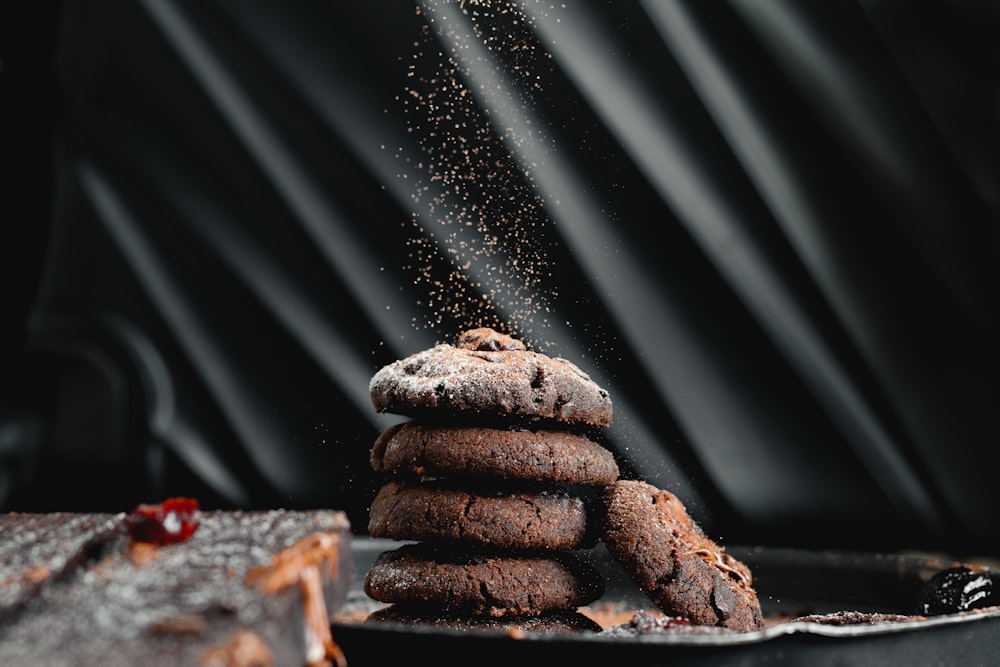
(332, 537), (1000, 667)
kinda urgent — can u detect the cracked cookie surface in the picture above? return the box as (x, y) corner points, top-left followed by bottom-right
(363, 543), (604, 616)
(366, 480), (594, 550)
(370, 421), (619, 486)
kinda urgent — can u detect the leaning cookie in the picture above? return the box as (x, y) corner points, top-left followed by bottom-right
(366, 605), (603, 634)
(371, 422), (619, 486)
(601, 480), (764, 632)
(369, 328), (612, 427)
(367, 480), (596, 550)
(363, 543), (604, 617)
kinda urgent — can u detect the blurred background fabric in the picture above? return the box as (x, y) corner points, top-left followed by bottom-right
(2, 0), (1000, 555)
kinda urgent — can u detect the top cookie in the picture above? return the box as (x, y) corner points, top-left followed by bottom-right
(369, 328), (612, 427)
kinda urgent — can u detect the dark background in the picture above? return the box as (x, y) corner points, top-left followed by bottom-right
(3, 0), (1000, 557)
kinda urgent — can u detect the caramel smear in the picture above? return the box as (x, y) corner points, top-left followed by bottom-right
(682, 548), (752, 586)
(0, 566), (50, 587)
(148, 612), (208, 637)
(244, 533), (346, 667)
(23, 566), (50, 584)
(201, 629), (274, 667)
(127, 541), (161, 566)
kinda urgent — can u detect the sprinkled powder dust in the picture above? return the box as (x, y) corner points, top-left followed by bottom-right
(391, 0), (566, 348)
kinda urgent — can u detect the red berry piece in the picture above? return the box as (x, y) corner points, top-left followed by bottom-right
(126, 497), (201, 544)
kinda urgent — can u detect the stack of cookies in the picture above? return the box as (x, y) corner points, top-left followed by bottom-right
(363, 328), (619, 632)
(362, 327), (765, 635)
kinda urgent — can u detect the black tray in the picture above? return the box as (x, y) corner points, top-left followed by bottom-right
(332, 537), (1000, 666)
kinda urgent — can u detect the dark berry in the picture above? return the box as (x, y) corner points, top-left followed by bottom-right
(916, 566), (997, 615)
(126, 497), (201, 544)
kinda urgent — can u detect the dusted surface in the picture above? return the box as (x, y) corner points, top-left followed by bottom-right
(0, 510), (353, 666)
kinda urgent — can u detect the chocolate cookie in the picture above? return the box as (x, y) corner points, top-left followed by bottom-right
(363, 543), (604, 616)
(371, 421), (619, 486)
(368, 328), (612, 427)
(601, 480), (764, 632)
(367, 480), (595, 550)
(366, 605), (603, 633)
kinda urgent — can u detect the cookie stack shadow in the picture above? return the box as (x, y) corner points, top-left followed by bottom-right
(362, 328), (619, 633)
